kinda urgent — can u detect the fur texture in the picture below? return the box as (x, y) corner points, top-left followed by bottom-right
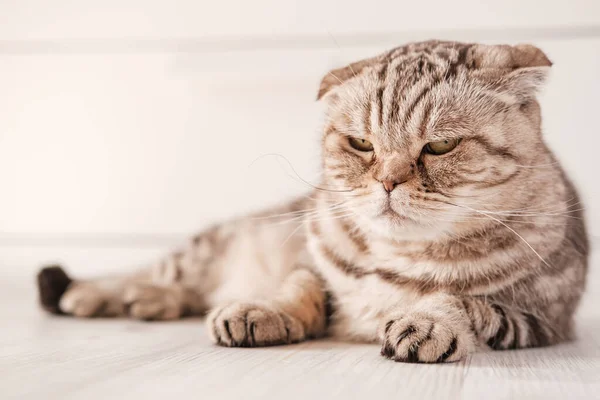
(37, 40), (588, 363)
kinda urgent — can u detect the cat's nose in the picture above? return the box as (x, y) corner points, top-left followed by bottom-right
(373, 156), (414, 192)
(382, 180), (399, 193)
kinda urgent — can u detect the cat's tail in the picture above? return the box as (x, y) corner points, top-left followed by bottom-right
(37, 265), (73, 314)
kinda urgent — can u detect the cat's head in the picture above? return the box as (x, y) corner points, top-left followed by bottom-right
(318, 40), (555, 239)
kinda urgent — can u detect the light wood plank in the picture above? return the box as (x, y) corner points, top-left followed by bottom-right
(1, 250), (599, 400)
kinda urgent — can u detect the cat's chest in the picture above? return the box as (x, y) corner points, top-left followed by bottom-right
(326, 273), (416, 341)
(307, 233), (419, 340)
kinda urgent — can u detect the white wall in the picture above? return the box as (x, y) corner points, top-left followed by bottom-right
(0, 1), (598, 278)
(1, 1), (598, 40)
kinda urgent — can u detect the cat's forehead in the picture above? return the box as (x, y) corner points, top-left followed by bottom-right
(363, 41), (477, 95)
(325, 40), (550, 147)
(320, 39), (551, 105)
(332, 53), (483, 145)
(352, 41), (476, 89)
(405, 40), (480, 58)
(380, 40), (475, 71)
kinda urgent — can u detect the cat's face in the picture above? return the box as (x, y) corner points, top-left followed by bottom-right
(319, 41), (553, 239)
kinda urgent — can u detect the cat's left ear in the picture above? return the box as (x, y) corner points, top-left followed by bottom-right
(317, 55), (382, 100)
(473, 44), (553, 104)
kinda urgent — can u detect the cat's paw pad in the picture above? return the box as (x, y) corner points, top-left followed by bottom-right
(207, 302), (304, 347)
(59, 284), (111, 318)
(123, 284), (182, 321)
(379, 313), (471, 363)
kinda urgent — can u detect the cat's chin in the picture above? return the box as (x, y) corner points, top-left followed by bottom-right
(380, 221), (450, 241)
(380, 208), (410, 223)
(357, 212), (450, 241)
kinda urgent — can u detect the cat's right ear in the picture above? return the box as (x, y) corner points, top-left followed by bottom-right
(317, 56), (381, 100)
(472, 44), (553, 104)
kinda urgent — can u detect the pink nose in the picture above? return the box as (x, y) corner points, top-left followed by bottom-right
(382, 180), (397, 193)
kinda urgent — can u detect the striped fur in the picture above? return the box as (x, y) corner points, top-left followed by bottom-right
(37, 41), (587, 363)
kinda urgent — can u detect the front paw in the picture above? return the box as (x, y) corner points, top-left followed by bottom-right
(379, 313), (473, 363)
(207, 302), (305, 347)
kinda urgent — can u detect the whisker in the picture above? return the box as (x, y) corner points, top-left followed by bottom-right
(512, 161), (562, 169)
(327, 31), (359, 77)
(249, 153), (358, 194)
(425, 191), (583, 218)
(442, 201), (552, 268)
(279, 222), (306, 248)
(265, 196), (369, 227)
(466, 196), (582, 213)
(301, 213), (358, 225)
(266, 208), (352, 226)
(250, 199), (350, 221)
(415, 211), (574, 227)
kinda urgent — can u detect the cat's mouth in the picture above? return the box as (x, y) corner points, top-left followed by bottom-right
(380, 202), (409, 222)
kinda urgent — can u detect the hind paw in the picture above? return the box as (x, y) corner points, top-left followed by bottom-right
(58, 283), (120, 317)
(37, 265), (122, 317)
(123, 284), (183, 321)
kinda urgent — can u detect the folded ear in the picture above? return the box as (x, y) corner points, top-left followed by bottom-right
(470, 43), (552, 70)
(496, 66), (551, 103)
(317, 55), (383, 100)
(471, 44), (552, 103)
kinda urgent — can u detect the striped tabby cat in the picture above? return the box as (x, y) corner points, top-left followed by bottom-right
(37, 40), (588, 363)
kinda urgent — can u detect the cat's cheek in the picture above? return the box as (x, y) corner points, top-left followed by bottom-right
(351, 197), (385, 220)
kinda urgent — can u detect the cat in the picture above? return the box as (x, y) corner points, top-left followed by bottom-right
(37, 40), (588, 363)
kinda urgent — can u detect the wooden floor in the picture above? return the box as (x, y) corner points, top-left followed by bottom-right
(2, 254), (600, 400)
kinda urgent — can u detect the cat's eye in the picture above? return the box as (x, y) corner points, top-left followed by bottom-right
(424, 138), (461, 155)
(348, 137), (374, 152)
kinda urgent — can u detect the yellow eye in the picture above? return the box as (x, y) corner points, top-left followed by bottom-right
(425, 138), (461, 155)
(348, 137), (374, 152)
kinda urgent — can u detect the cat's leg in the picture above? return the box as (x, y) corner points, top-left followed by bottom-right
(38, 265), (139, 318)
(378, 293), (564, 363)
(37, 264), (207, 320)
(459, 297), (565, 350)
(207, 268), (327, 347)
(37, 201), (311, 321)
(36, 224), (231, 320)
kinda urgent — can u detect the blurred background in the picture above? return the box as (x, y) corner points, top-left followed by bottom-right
(0, 0), (598, 284)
